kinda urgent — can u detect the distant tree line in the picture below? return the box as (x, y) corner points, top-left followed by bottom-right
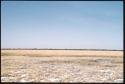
(1, 48), (123, 51)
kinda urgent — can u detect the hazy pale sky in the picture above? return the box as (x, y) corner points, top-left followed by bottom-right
(1, 1), (123, 49)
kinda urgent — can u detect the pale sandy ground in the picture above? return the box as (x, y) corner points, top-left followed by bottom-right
(1, 50), (123, 83)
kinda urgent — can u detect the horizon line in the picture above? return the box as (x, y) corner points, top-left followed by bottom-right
(1, 48), (123, 51)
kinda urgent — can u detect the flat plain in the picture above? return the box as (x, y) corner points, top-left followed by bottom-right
(1, 50), (123, 83)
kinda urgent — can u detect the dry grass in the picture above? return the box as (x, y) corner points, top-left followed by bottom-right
(1, 56), (123, 82)
(1, 50), (123, 57)
(1, 50), (123, 82)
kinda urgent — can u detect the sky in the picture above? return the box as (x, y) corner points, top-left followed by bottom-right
(1, 1), (123, 50)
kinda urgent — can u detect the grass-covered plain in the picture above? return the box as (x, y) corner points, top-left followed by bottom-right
(1, 50), (123, 82)
(1, 50), (123, 57)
